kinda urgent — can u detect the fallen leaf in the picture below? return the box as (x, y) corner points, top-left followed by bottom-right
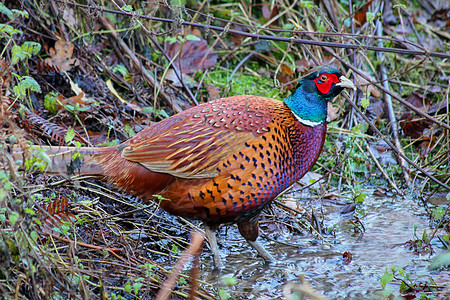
(165, 69), (196, 87)
(399, 112), (430, 138)
(428, 98), (449, 115)
(343, 251), (353, 264)
(339, 204), (356, 215)
(405, 92), (429, 111)
(327, 102), (340, 122)
(277, 64), (296, 91)
(295, 58), (314, 73)
(354, 0), (374, 26)
(167, 35), (218, 74)
(354, 71), (381, 97)
(44, 40), (79, 72)
(62, 7), (77, 28)
(369, 140), (397, 166)
(58, 92), (86, 107)
(262, 3), (279, 24)
(230, 24), (246, 46)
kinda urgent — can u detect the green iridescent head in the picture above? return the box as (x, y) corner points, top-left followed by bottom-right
(284, 67), (356, 126)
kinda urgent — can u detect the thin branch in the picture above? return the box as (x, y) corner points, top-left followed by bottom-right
(61, 1), (450, 59)
(376, 17), (412, 187)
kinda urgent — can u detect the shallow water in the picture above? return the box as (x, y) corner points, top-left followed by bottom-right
(199, 195), (446, 299)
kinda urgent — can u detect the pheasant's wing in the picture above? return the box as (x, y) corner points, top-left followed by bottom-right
(121, 96), (280, 179)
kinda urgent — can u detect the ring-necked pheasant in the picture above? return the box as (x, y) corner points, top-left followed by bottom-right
(16, 67), (355, 268)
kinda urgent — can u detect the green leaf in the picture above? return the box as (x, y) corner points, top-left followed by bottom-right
(220, 276), (238, 286)
(65, 128), (76, 144)
(355, 193), (366, 203)
(284, 23), (295, 30)
(142, 106), (154, 114)
(122, 5), (133, 12)
(366, 12), (375, 23)
(429, 252), (450, 269)
(11, 45), (28, 65)
(164, 36), (178, 44)
(158, 109), (169, 119)
(186, 34), (201, 41)
(22, 41), (41, 56)
(300, 1), (313, 8)
(0, 24), (22, 35)
(0, 3), (14, 19)
(124, 281), (132, 293)
(218, 287), (231, 300)
(37, 150), (52, 167)
(9, 212), (19, 226)
(171, 244), (179, 254)
(171, 0), (186, 6)
(12, 9), (29, 18)
(133, 282), (144, 295)
(351, 123), (369, 134)
(25, 208), (35, 215)
(421, 229), (429, 243)
(432, 207), (445, 220)
(44, 91), (60, 114)
(380, 270), (394, 288)
(360, 97), (370, 110)
(30, 230), (38, 241)
(112, 64), (128, 77)
(13, 76), (41, 98)
(123, 124), (136, 138)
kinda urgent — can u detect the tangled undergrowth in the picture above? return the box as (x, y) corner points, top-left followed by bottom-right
(1, 0), (449, 299)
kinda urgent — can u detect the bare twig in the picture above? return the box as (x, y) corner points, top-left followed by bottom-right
(156, 231), (204, 300)
(98, 16), (183, 113)
(60, 1), (450, 59)
(376, 18), (412, 187)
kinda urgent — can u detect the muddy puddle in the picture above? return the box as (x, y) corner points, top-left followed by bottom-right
(197, 194), (447, 298)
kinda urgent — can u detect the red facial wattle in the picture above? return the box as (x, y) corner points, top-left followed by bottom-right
(314, 73), (340, 94)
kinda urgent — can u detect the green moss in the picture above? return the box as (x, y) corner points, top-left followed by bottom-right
(205, 68), (281, 99)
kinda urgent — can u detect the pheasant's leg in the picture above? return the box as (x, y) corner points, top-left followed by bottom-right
(247, 240), (274, 262)
(204, 223), (223, 269)
(238, 217), (275, 262)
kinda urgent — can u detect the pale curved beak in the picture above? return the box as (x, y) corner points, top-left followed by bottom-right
(336, 75), (356, 90)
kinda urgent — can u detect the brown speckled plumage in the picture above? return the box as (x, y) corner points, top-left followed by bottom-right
(23, 68), (355, 268)
(96, 96), (326, 226)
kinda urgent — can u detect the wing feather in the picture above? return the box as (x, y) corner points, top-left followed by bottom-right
(121, 96), (284, 179)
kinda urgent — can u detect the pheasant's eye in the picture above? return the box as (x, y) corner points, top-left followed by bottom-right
(320, 74), (328, 82)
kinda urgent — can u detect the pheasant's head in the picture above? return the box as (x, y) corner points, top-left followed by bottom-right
(284, 67), (356, 126)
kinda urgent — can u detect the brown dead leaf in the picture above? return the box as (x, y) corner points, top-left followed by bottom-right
(62, 7), (77, 28)
(167, 35), (218, 74)
(356, 94), (386, 124)
(399, 112), (430, 138)
(262, 4), (279, 24)
(405, 92), (430, 111)
(44, 40), (79, 72)
(428, 98), (450, 115)
(327, 102), (340, 122)
(343, 251), (353, 264)
(0, 58), (11, 116)
(354, 0), (374, 26)
(230, 24), (246, 46)
(277, 64), (296, 91)
(295, 58), (314, 74)
(54, 92), (87, 110)
(354, 71), (381, 97)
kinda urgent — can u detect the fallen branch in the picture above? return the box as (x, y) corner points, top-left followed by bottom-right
(156, 230), (204, 300)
